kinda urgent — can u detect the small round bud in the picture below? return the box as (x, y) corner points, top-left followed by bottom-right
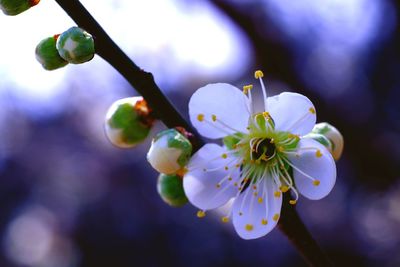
(312, 122), (344, 160)
(104, 97), (154, 148)
(147, 129), (192, 174)
(0, 0), (39, 16)
(35, 35), (68, 70)
(157, 174), (188, 207)
(56, 27), (95, 64)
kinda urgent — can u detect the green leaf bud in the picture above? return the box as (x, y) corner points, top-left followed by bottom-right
(311, 122), (344, 161)
(157, 173), (188, 207)
(0, 0), (39, 16)
(56, 26), (95, 64)
(35, 35), (68, 70)
(147, 129), (192, 174)
(104, 97), (154, 148)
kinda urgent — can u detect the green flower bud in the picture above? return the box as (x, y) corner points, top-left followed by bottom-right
(0, 0), (39, 16)
(147, 129), (192, 174)
(104, 97), (154, 148)
(312, 122), (344, 161)
(157, 173), (188, 207)
(35, 35), (68, 71)
(56, 27), (95, 64)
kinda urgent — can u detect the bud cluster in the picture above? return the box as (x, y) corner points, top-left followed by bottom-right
(35, 27), (95, 70)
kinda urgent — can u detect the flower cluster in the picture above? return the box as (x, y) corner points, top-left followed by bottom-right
(182, 70), (340, 239)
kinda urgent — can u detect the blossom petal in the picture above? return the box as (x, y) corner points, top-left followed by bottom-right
(189, 83), (250, 139)
(232, 177), (282, 240)
(287, 138), (336, 200)
(183, 143), (241, 210)
(267, 92), (316, 135)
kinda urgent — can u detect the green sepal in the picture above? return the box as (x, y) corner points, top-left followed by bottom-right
(0, 0), (38, 16)
(157, 174), (188, 207)
(109, 103), (151, 145)
(223, 133), (243, 150)
(56, 26), (95, 64)
(35, 36), (68, 70)
(303, 133), (333, 151)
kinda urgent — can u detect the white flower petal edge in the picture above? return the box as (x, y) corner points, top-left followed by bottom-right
(189, 83), (250, 139)
(267, 92), (316, 136)
(232, 177), (282, 240)
(287, 138), (336, 200)
(183, 143), (241, 210)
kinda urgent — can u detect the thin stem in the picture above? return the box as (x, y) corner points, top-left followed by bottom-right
(53, 0), (204, 151)
(54, 1), (333, 266)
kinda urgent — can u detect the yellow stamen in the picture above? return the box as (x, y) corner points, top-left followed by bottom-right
(262, 111), (270, 118)
(245, 224), (254, 231)
(274, 191), (281, 198)
(222, 216), (229, 223)
(221, 153), (228, 159)
(254, 70), (264, 79)
(273, 214), (280, 221)
(211, 114), (217, 122)
(289, 200), (297, 205)
(243, 84), (253, 94)
(280, 185), (289, 193)
(261, 219), (268, 225)
(228, 177), (233, 181)
(315, 150), (323, 158)
(313, 180), (321, 186)
(309, 107), (316, 114)
(258, 197), (263, 203)
(216, 184), (221, 188)
(224, 166), (229, 171)
(197, 114), (204, 122)
(197, 210), (206, 218)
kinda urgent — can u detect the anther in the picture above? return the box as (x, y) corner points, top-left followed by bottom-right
(254, 70), (264, 79)
(315, 150), (323, 158)
(197, 114), (204, 122)
(274, 191), (281, 198)
(273, 214), (280, 221)
(222, 216), (229, 223)
(211, 114), (217, 122)
(309, 107), (316, 114)
(197, 210), (206, 218)
(289, 200), (297, 205)
(228, 177), (233, 181)
(221, 153), (228, 159)
(313, 180), (321, 186)
(258, 197), (263, 203)
(243, 84), (253, 94)
(261, 219), (268, 225)
(280, 185), (289, 193)
(245, 224), (254, 231)
(224, 166), (229, 170)
(216, 184), (221, 188)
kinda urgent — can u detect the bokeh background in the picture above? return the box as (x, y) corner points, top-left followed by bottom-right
(0, 0), (399, 266)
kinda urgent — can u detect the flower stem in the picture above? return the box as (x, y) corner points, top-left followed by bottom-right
(53, 1), (333, 265)
(279, 193), (334, 267)
(52, 0), (204, 151)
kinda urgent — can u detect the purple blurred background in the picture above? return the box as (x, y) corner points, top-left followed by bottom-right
(0, 0), (399, 266)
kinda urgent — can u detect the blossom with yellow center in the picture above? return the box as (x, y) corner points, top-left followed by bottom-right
(183, 71), (337, 240)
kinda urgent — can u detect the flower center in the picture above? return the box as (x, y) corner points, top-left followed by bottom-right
(251, 138), (275, 161)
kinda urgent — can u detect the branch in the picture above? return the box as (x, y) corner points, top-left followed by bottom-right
(53, 0), (204, 151)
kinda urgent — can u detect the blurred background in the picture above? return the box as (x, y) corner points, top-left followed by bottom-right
(0, 0), (399, 266)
